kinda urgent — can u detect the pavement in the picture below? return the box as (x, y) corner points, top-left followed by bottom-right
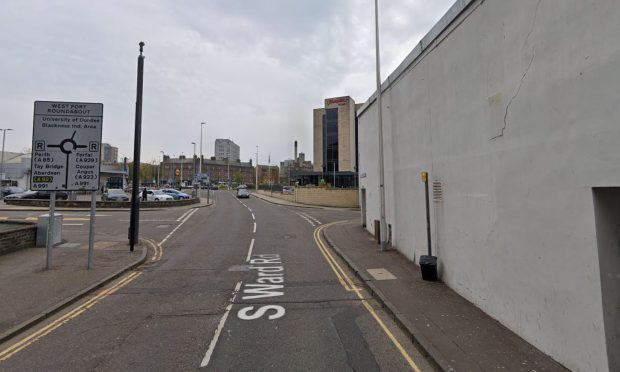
(322, 220), (568, 372)
(0, 240), (147, 344)
(0, 195), (213, 345)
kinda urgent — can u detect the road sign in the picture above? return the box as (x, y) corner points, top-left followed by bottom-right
(31, 101), (103, 191)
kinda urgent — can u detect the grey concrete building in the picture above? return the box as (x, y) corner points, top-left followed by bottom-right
(101, 143), (118, 164)
(214, 139), (240, 162)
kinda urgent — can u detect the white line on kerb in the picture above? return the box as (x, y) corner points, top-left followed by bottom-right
(200, 281), (242, 368)
(253, 222), (256, 233)
(246, 238), (255, 262)
(160, 208), (197, 246)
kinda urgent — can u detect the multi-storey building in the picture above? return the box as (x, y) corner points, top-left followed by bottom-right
(214, 139), (240, 162)
(101, 143), (118, 164)
(310, 96), (361, 187)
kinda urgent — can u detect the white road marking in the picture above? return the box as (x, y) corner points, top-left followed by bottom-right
(295, 212), (315, 227)
(253, 222), (256, 233)
(301, 213), (322, 225)
(251, 213), (255, 220)
(159, 208), (197, 246)
(200, 281), (242, 368)
(246, 238), (255, 262)
(176, 209), (193, 221)
(63, 223), (83, 226)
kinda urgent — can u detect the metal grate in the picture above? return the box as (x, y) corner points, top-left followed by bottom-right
(432, 180), (443, 202)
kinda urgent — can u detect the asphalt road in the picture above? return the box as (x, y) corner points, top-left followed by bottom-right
(0, 191), (435, 371)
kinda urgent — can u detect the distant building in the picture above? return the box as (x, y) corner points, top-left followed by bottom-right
(101, 143), (118, 164)
(256, 165), (279, 186)
(1, 152), (31, 189)
(280, 140), (313, 185)
(162, 155), (254, 186)
(214, 139), (240, 162)
(307, 96), (361, 187)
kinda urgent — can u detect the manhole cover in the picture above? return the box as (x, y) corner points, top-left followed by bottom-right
(367, 268), (397, 280)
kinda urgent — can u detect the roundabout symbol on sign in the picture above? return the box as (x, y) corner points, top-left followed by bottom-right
(47, 130), (88, 188)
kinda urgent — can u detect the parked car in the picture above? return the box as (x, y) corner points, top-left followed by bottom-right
(282, 186), (294, 195)
(161, 188), (190, 200)
(0, 186), (25, 198)
(102, 189), (130, 201)
(210, 184), (219, 190)
(146, 189), (174, 201)
(4, 190), (68, 200)
(236, 188), (250, 199)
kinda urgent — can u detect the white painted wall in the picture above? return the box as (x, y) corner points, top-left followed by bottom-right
(358, 0), (620, 370)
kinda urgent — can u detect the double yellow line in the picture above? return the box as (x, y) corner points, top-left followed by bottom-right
(0, 271), (142, 362)
(313, 222), (422, 372)
(144, 238), (163, 262)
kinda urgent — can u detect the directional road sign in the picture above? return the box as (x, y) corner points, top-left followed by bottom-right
(31, 101), (103, 191)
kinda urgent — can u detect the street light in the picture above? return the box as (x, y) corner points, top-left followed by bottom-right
(191, 142), (196, 185)
(200, 122), (206, 174)
(180, 152), (184, 187)
(0, 128), (13, 182)
(158, 150), (164, 187)
(375, 0), (388, 251)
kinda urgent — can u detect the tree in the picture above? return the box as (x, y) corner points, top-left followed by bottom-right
(233, 170), (244, 184)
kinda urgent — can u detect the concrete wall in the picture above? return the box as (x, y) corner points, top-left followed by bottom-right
(358, 0), (620, 370)
(259, 188), (359, 208)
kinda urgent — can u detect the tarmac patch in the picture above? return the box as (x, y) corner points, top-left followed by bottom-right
(228, 264), (251, 271)
(56, 242), (81, 248)
(94, 241), (118, 250)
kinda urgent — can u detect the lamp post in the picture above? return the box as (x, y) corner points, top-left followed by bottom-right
(158, 151), (164, 187)
(375, 0), (388, 251)
(200, 122), (206, 174)
(0, 128), (13, 183)
(255, 145), (259, 191)
(191, 142), (196, 185)
(180, 152), (184, 188)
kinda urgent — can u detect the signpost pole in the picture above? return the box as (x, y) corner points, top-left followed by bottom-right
(129, 42), (145, 252)
(46, 191), (56, 269)
(87, 191), (96, 269)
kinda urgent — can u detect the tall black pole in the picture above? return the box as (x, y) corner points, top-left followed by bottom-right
(423, 172), (432, 256)
(129, 41), (145, 252)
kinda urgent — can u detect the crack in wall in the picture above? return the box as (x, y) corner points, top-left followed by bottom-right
(491, 51), (536, 140)
(490, 0), (541, 140)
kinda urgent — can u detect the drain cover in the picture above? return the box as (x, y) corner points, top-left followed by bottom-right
(367, 268), (397, 280)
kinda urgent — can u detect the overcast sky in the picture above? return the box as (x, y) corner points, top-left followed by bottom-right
(0, 0), (454, 165)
